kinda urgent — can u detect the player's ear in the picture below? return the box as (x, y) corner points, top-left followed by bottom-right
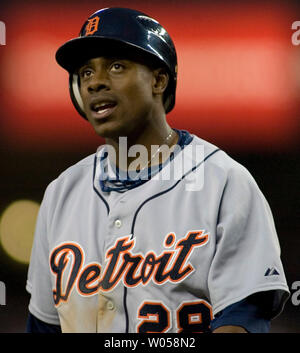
(152, 68), (169, 95)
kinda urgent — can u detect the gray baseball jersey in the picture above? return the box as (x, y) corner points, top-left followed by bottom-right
(26, 134), (289, 332)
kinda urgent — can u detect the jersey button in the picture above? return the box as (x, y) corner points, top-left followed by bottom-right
(107, 300), (115, 310)
(114, 219), (122, 228)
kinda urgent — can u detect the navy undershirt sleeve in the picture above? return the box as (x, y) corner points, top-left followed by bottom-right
(210, 294), (272, 333)
(26, 313), (62, 333)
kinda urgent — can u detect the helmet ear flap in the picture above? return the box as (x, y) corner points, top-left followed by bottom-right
(69, 74), (87, 119)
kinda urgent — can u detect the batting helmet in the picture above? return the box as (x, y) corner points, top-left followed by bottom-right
(55, 7), (178, 118)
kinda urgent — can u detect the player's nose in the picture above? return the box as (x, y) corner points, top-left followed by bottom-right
(87, 68), (110, 93)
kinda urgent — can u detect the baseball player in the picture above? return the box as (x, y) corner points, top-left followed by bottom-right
(26, 7), (290, 333)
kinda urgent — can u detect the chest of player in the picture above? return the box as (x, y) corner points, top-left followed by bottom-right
(48, 175), (219, 332)
(48, 174), (220, 298)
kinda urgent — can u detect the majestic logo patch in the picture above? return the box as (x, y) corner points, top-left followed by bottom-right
(49, 230), (209, 306)
(85, 16), (100, 36)
(264, 267), (280, 276)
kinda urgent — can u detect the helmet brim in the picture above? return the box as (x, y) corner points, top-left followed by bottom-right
(56, 36), (165, 73)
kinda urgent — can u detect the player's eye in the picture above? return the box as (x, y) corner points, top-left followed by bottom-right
(79, 68), (93, 79)
(110, 62), (125, 73)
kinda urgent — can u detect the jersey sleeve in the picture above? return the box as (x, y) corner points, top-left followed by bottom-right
(26, 182), (61, 326)
(208, 162), (290, 318)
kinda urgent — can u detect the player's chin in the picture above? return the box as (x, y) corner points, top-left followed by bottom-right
(90, 119), (127, 139)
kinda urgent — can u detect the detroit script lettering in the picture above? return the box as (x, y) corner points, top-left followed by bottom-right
(49, 231), (209, 306)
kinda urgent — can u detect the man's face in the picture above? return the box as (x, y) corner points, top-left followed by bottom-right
(78, 56), (158, 139)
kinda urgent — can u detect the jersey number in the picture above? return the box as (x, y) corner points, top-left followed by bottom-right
(137, 300), (212, 333)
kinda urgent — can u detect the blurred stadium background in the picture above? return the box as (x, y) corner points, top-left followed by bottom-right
(0, 0), (299, 332)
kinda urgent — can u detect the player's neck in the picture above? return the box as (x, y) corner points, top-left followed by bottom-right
(105, 121), (178, 171)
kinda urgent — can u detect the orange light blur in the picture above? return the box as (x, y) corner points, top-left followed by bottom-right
(0, 2), (299, 151)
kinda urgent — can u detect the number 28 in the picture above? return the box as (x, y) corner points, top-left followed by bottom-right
(137, 300), (212, 333)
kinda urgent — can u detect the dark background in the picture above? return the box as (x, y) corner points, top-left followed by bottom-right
(0, 0), (299, 333)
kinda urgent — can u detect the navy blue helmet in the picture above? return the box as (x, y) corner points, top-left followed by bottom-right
(55, 7), (178, 118)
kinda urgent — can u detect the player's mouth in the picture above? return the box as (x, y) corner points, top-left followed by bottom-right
(89, 100), (117, 120)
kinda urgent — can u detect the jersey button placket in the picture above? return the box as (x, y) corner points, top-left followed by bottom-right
(114, 219), (122, 228)
(107, 300), (115, 310)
